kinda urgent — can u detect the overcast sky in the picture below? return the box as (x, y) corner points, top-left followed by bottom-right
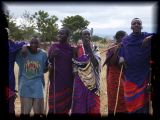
(3, 2), (158, 38)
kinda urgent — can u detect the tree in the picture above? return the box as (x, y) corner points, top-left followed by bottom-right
(61, 15), (89, 43)
(6, 12), (24, 40)
(19, 11), (38, 40)
(32, 10), (58, 42)
(92, 35), (105, 42)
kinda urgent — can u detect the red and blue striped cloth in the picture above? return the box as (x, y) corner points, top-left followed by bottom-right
(48, 43), (74, 115)
(119, 32), (152, 113)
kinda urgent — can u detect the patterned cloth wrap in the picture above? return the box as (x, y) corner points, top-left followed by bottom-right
(72, 53), (100, 96)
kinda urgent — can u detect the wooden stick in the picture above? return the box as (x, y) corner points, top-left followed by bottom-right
(114, 65), (124, 116)
(44, 74), (49, 115)
(44, 65), (51, 115)
(100, 44), (118, 54)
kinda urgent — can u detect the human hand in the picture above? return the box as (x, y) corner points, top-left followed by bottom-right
(142, 35), (152, 47)
(119, 56), (124, 63)
(119, 56), (128, 69)
(119, 56), (125, 66)
(49, 47), (60, 59)
(48, 63), (53, 71)
(82, 37), (90, 47)
(21, 45), (29, 57)
(145, 83), (152, 93)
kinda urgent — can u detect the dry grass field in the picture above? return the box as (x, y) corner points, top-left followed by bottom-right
(13, 42), (112, 116)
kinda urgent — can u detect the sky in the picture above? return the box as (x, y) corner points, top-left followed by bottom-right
(3, 1), (158, 39)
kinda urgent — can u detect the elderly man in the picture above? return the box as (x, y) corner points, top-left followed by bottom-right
(71, 29), (101, 116)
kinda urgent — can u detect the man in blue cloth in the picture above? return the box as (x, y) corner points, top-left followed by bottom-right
(119, 18), (154, 113)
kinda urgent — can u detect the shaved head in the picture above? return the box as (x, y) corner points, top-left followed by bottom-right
(131, 18), (143, 33)
(131, 18), (142, 25)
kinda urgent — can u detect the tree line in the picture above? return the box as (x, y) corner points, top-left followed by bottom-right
(7, 10), (106, 43)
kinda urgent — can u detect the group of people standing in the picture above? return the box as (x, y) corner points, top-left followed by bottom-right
(7, 18), (155, 118)
(8, 27), (101, 117)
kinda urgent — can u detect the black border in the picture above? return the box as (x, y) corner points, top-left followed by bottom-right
(0, 0), (159, 119)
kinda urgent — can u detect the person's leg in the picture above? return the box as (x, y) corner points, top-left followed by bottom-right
(71, 76), (87, 114)
(87, 90), (100, 117)
(33, 98), (44, 115)
(20, 97), (33, 115)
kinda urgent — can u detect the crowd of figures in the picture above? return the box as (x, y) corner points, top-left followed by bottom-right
(7, 18), (159, 119)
